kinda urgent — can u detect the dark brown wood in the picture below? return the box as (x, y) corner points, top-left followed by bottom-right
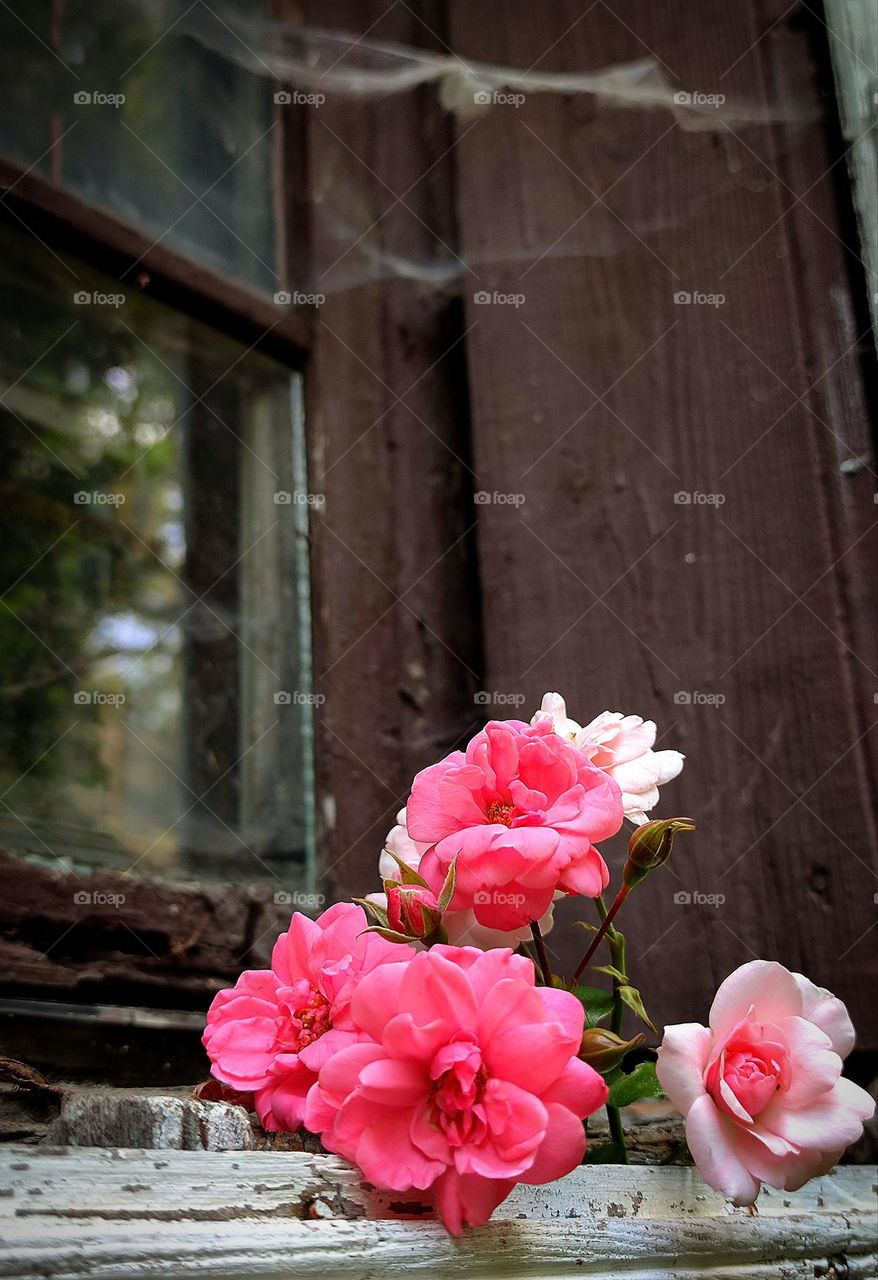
(0, 853), (288, 1011)
(291, 0), (483, 902)
(447, 0), (878, 1043)
(0, 157), (310, 363)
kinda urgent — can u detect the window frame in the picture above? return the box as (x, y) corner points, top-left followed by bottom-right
(0, 134), (320, 1074)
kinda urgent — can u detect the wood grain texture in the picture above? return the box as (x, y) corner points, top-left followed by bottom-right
(447, 0), (878, 1042)
(0, 853), (289, 1007)
(0, 1147), (874, 1279)
(291, 1), (482, 902)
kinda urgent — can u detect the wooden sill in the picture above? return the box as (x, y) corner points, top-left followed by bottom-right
(0, 156), (311, 364)
(0, 1145), (875, 1277)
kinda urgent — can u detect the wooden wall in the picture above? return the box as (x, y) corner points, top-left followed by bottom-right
(2, 1), (874, 1060)
(300, 0), (878, 1044)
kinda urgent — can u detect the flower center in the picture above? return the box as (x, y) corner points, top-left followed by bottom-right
(486, 799), (516, 826)
(281, 986), (331, 1053)
(706, 1028), (790, 1120)
(429, 1038), (488, 1147)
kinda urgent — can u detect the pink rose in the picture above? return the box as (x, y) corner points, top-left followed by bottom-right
(657, 960), (874, 1204)
(406, 720), (623, 931)
(203, 903), (412, 1132)
(305, 946), (608, 1233)
(533, 693), (684, 824)
(375, 806), (559, 949)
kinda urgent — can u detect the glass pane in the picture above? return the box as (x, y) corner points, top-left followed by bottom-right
(0, 0), (278, 294)
(0, 219), (313, 885)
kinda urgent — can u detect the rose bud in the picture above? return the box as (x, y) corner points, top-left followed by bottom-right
(385, 882), (443, 940)
(579, 1027), (645, 1073)
(624, 817), (696, 889)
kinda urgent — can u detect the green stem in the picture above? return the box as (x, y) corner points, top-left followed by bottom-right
(596, 896), (630, 1164)
(608, 927), (626, 1038)
(606, 1096), (627, 1154)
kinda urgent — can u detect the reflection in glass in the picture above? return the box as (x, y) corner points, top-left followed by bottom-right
(0, 221), (312, 886)
(0, 0), (278, 293)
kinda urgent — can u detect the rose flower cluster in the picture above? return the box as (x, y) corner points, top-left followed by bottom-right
(204, 692), (873, 1234)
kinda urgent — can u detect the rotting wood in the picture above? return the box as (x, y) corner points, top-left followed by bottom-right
(0, 853), (291, 1009)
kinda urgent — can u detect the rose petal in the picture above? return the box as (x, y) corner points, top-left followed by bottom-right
(656, 1023), (713, 1116)
(709, 961), (802, 1042)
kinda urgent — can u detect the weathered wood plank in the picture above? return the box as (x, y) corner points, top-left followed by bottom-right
(0, 1147), (874, 1279)
(292, 1), (482, 902)
(447, 0), (878, 1042)
(0, 853), (290, 1008)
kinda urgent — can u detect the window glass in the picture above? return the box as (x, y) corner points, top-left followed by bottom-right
(0, 0), (278, 293)
(0, 220), (313, 885)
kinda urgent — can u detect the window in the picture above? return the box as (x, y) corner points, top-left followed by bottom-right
(0, 0), (279, 293)
(0, 220), (314, 888)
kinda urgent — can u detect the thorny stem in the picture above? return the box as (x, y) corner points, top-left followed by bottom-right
(530, 920), (553, 987)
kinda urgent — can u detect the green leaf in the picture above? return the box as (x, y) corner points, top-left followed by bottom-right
(359, 925), (415, 945)
(351, 896), (388, 926)
(383, 850), (429, 888)
(438, 854), (458, 914)
(555, 980), (614, 1027)
(607, 1060), (664, 1110)
(585, 1141), (626, 1164)
(618, 985), (658, 1034)
(572, 919), (599, 934)
(592, 964), (628, 983)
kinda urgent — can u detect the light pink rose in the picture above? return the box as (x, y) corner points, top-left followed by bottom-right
(657, 960), (874, 1205)
(374, 806), (558, 949)
(203, 903), (412, 1132)
(304, 946), (608, 1234)
(532, 692), (684, 824)
(406, 720), (623, 932)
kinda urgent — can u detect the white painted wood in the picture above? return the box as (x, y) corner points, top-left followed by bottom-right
(0, 1146), (874, 1279)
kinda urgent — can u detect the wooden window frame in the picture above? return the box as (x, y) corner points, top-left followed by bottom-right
(0, 128), (319, 1080)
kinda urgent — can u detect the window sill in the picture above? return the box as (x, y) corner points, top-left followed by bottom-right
(1, 1142), (875, 1278)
